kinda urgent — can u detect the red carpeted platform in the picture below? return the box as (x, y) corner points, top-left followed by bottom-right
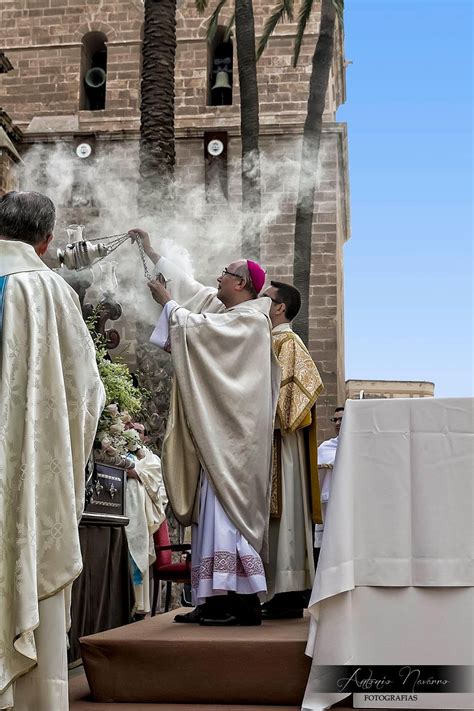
(79, 608), (312, 706)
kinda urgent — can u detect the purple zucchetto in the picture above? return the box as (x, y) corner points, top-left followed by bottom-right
(246, 260), (266, 294)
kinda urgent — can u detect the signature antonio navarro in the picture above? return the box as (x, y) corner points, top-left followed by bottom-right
(336, 666), (450, 693)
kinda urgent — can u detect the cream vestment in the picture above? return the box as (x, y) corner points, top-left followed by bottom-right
(150, 258), (280, 601)
(0, 240), (105, 708)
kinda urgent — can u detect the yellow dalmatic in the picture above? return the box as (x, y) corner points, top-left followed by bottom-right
(272, 325), (324, 525)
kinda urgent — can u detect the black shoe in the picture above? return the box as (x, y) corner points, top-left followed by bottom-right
(174, 605), (204, 623)
(263, 591), (307, 612)
(236, 614), (262, 626)
(199, 611), (261, 626)
(261, 607), (303, 620)
(199, 612), (239, 626)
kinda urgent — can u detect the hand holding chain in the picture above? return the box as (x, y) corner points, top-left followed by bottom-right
(57, 230), (153, 281)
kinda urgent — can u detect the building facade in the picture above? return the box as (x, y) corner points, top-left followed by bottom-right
(346, 380), (435, 400)
(0, 0), (350, 442)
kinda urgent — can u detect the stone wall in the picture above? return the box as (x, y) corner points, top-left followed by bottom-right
(0, 0), (143, 126)
(0, 147), (18, 195)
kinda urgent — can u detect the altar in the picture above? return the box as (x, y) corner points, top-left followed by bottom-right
(303, 397), (474, 710)
(68, 461), (133, 666)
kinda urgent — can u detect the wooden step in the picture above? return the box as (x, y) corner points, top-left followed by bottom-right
(79, 608), (312, 705)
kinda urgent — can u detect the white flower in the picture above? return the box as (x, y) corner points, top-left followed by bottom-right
(109, 422), (125, 434)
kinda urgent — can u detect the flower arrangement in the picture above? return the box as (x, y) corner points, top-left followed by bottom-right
(96, 405), (146, 461)
(87, 317), (148, 464)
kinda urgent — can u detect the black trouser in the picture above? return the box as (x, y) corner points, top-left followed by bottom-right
(263, 590), (310, 611)
(205, 592), (261, 620)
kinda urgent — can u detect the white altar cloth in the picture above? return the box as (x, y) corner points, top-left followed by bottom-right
(303, 397), (474, 711)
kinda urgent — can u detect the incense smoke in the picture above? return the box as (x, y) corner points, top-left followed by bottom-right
(15, 139), (330, 361)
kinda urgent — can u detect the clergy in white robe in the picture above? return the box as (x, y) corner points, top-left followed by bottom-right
(314, 407), (344, 547)
(125, 430), (168, 615)
(129, 229), (280, 625)
(0, 191), (105, 711)
(261, 281), (324, 618)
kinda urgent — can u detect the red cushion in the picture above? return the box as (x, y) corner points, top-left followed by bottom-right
(154, 562), (190, 581)
(153, 521), (172, 567)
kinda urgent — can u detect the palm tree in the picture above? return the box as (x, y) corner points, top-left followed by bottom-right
(198, 0), (261, 260)
(140, 0), (177, 197)
(136, 0), (178, 452)
(258, 0), (344, 343)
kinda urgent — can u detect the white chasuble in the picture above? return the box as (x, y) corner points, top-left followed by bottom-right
(125, 447), (167, 613)
(0, 241), (105, 701)
(314, 436), (339, 547)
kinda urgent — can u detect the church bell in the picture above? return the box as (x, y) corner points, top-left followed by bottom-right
(211, 70), (232, 94)
(85, 66), (106, 90)
(211, 69), (232, 106)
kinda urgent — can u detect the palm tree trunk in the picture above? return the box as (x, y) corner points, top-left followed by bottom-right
(136, 0), (177, 451)
(140, 0), (177, 199)
(292, 0), (336, 342)
(234, 0), (261, 260)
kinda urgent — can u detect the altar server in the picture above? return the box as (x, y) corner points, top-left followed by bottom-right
(125, 423), (168, 616)
(262, 281), (324, 619)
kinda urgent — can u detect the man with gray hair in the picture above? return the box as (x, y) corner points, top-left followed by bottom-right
(0, 191), (105, 710)
(130, 228), (280, 626)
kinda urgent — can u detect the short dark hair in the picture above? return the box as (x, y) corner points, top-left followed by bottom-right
(0, 190), (56, 245)
(335, 407), (344, 413)
(270, 281), (301, 321)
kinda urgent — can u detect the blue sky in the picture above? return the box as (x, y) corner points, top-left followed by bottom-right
(338, 0), (473, 397)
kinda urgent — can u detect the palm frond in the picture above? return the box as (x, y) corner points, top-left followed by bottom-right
(223, 12), (235, 42)
(206, 0), (229, 44)
(257, 0), (294, 60)
(293, 0), (314, 67)
(332, 0), (344, 27)
(195, 0), (209, 14)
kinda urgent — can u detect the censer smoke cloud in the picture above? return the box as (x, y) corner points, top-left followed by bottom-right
(15, 139), (329, 337)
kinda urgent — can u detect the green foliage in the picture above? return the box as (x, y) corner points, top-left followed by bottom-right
(293, 0), (314, 67)
(195, 0), (209, 12)
(257, 0), (344, 66)
(333, 0), (344, 26)
(223, 12), (235, 42)
(87, 312), (143, 415)
(97, 349), (143, 415)
(207, 0), (228, 43)
(195, 0), (233, 44)
(257, 0), (294, 60)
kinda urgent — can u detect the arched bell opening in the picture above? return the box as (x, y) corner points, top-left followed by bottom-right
(80, 31), (107, 111)
(207, 28), (233, 107)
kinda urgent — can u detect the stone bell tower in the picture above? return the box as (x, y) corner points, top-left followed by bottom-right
(0, 0), (350, 442)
